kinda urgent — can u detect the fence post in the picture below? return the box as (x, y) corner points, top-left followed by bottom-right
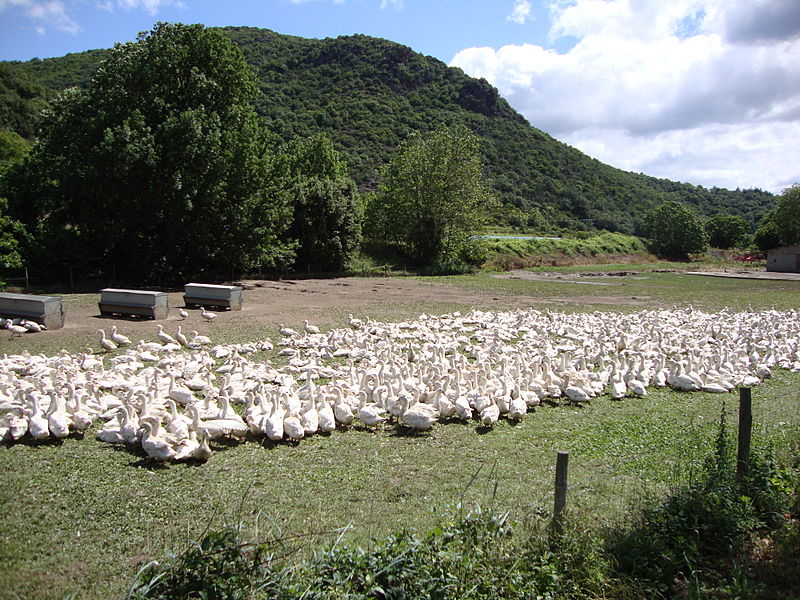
(736, 387), (752, 483)
(24, 266), (29, 290)
(553, 450), (569, 532)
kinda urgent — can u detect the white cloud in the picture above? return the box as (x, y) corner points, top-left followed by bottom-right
(0, 0), (80, 34)
(1, 0), (184, 35)
(451, 0), (800, 192)
(507, 0), (533, 25)
(380, 0), (403, 9)
(101, 0), (186, 15)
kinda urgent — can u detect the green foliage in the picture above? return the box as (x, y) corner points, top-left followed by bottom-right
(4, 23), (290, 283)
(275, 134), (362, 272)
(127, 528), (277, 600)
(0, 130), (30, 172)
(129, 508), (611, 600)
(644, 200), (709, 259)
(0, 63), (50, 139)
(483, 232), (646, 266)
(772, 183), (800, 247)
(705, 213), (750, 249)
(367, 125), (492, 270)
(0, 27), (776, 236)
(611, 406), (796, 596)
(0, 197), (24, 273)
(753, 209), (781, 252)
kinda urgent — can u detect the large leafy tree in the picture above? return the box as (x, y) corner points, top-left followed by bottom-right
(754, 183), (800, 251)
(367, 125), (492, 269)
(275, 134), (362, 273)
(772, 183), (800, 247)
(643, 201), (708, 259)
(5, 22), (288, 282)
(704, 213), (749, 249)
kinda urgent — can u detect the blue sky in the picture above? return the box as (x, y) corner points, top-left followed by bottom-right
(0, 0), (571, 63)
(1, 0), (799, 194)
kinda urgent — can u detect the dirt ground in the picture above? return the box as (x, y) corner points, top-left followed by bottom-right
(0, 276), (550, 353)
(7, 267), (792, 353)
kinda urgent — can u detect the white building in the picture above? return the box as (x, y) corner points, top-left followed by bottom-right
(766, 243), (800, 273)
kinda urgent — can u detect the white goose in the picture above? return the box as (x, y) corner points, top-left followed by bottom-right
(168, 373), (195, 406)
(190, 331), (212, 346)
(175, 326), (189, 348)
(110, 326), (131, 346)
(479, 400), (500, 427)
(200, 306), (217, 323)
(97, 408), (126, 444)
(191, 429), (213, 462)
(399, 395), (438, 432)
(4, 319), (28, 339)
(27, 392), (50, 440)
(97, 330), (118, 353)
(316, 397), (336, 433)
(156, 325), (177, 346)
(357, 390), (387, 427)
(332, 388), (355, 426)
(263, 396), (285, 441)
(282, 407), (305, 441)
(303, 320), (321, 335)
(139, 417), (178, 461)
(46, 391), (70, 438)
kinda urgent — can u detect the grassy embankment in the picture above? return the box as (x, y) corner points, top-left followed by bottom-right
(0, 269), (798, 599)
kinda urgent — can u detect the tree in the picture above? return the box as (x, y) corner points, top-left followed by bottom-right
(0, 130), (30, 172)
(704, 213), (749, 249)
(643, 201), (708, 259)
(274, 135), (362, 272)
(4, 22), (289, 282)
(366, 125), (492, 270)
(753, 209), (781, 252)
(772, 184), (800, 247)
(0, 197), (23, 273)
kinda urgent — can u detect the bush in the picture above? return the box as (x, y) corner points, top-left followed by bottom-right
(611, 406), (796, 596)
(644, 201), (709, 259)
(705, 213), (750, 249)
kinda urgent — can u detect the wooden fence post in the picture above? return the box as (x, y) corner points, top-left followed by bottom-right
(553, 450), (569, 531)
(736, 387), (752, 483)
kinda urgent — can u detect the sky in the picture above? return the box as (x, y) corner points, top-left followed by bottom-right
(1, 0), (799, 194)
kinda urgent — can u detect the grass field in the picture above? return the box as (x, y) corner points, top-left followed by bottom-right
(1, 267), (799, 599)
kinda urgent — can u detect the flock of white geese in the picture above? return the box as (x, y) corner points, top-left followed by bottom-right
(0, 306), (798, 463)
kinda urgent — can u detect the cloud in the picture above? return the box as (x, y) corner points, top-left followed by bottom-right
(721, 0), (800, 45)
(380, 0), (403, 9)
(100, 0), (186, 15)
(507, 0), (533, 25)
(1, 0), (184, 35)
(451, 0), (800, 192)
(0, 0), (80, 34)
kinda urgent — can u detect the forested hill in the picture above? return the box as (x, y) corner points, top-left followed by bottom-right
(1, 26), (773, 233)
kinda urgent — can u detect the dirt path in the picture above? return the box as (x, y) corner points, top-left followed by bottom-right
(0, 272), (688, 354)
(0, 277), (533, 353)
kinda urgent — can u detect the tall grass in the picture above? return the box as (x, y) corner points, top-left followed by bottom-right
(483, 232), (648, 270)
(128, 411), (799, 600)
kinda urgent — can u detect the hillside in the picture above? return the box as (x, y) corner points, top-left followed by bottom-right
(0, 26), (774, 234)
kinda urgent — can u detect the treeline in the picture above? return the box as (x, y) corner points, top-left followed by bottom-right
(0, 25), (775, 235)
(0, 24), (497, 284)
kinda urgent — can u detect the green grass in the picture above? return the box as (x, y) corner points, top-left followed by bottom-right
(1, 267), (799, 598)
(424, 270), (800, 312)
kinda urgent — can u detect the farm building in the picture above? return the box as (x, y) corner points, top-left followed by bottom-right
(766, 243), (800, 273)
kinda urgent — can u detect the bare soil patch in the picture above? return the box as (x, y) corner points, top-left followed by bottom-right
(0, 275), (661, 353)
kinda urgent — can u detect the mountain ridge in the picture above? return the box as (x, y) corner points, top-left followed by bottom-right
(0, 25), (774, 233)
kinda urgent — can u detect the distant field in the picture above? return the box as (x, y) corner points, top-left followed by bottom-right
(0, 267), (798, 599)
